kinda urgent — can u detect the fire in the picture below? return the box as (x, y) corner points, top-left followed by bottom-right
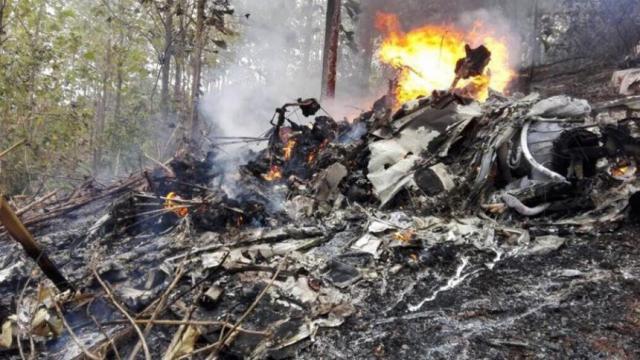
(164, 192), (189, 217)
(263, 165), (283, 181)
(394, 228), (416, 243)
(307, 151), (317, 165)
(308, 139), (329, 165)
(283, 139), (296, 161)
(376, 12), (515, 103)
(609, 159), (637, 180)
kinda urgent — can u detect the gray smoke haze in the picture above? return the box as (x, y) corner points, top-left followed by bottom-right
(199, 0), (539, 151)
(200, 0), (323, 142)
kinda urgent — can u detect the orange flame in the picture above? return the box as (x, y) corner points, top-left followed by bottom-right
(283, 139), (296, 161)
(263, 165), (283, 181)
(307, 151), (317, 165)
(376, 12), (515, 103)
(394, 228), (416, 243)
(164, 192), (189, 217)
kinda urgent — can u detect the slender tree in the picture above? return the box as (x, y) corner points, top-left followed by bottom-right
(321, 0), (341, 100)
(189, 0), (206, 143)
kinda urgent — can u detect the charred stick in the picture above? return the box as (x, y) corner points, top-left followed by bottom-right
(53, 302), (100, 360)
(143, 152), (175, 178)
(216, 254), (289, 355)
(86, 299), (122, 360)
(0, 196), (74, 292)
(209, 136), (269, 140)
(104, 319), (268, 335)
(15, 190), (58, 216)
(92, 266), (151, 360)
(0, 176), (145, 236)
(128, 264), (186, 360)
(163, 290), (200, 360)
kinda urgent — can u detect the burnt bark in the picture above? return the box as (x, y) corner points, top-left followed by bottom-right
(321, 0), (341, 100)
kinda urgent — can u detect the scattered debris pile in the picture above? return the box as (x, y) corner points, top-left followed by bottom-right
(3, 57), (640, 359)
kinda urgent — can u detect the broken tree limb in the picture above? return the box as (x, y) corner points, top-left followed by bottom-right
(0, 174), (145, 236)
(0, 139), (26, 160)
(144, 152), (175, 178)
(0, 196), (74, 292)
(16, 190), (58, 216)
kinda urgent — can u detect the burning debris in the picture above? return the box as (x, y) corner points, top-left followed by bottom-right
(2, 15), (640, 360)
(376, 12), (514, 103)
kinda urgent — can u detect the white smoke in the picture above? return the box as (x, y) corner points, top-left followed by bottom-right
(200, 0), (325, 142)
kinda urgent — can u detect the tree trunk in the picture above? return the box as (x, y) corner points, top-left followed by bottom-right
(160, 0), (174, 125)
(357, 3), (375, 94)
(528, 0), (540, 91)
(189, 0), (206, 143)
(114, 32), (125, 123)
(92, 39), (112, 175)
(321, 0), (341, 100)
(301, 0), (315, 71)
(174, 0), (185, 112)
(0, 0), (8, 49)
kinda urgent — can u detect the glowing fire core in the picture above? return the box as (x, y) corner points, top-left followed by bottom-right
(376, 12), (515, 103)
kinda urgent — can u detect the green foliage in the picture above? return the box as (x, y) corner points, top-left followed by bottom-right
(0, 0), (180, 194)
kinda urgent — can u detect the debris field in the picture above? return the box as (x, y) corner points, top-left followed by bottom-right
(2, 54), (640, 360)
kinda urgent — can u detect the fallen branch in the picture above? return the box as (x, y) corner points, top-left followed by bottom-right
(163, 292), (200, 360)
(144, 152), (175, 178)
(202, 254), (288, 358)
(92, 266), (151, 360)
(0, 139), (26, 160)
(0, 175), (145, 235)
(86, 299), (122, 360)
(105, 319), (269, 335)
(127, 264), (186, 360)
(16, 190), (58, 216)
(53, 302), (100, 360)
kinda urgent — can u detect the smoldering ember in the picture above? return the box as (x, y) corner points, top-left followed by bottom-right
(2, 1), (640, 360)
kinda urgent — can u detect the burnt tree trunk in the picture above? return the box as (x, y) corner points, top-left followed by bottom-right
(321, 0), (341, 100)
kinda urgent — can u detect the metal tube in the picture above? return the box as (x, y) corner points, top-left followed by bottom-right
(520, 120), (569, 183)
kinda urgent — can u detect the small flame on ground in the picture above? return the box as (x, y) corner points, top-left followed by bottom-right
(263, 165), (283, 181)
(376, 12), (515, 103)
(307, 151), (317, 165)
(394, 229), (416, 243)
(164, 192), (189, 217)
(610, 159), (637, 180)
